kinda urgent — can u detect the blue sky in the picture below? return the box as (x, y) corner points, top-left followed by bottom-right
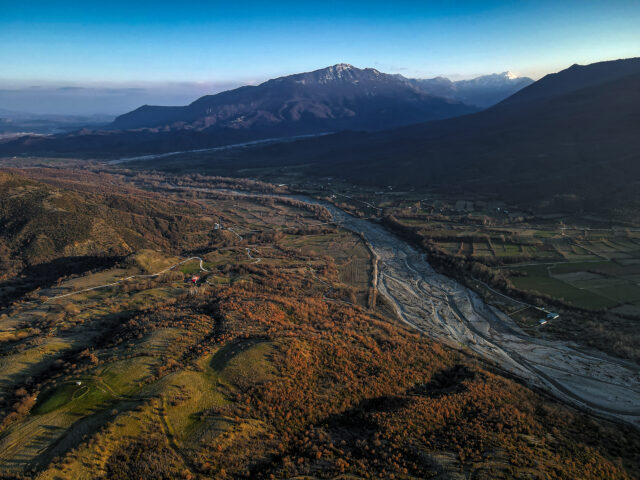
(1, 0), (639, 114)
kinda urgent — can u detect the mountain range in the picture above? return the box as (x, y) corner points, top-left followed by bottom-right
(0, 65), (531, 155)
(405, 71), (533, 107)
(111, 65), (531, 132)
(111, 64), (478, 132)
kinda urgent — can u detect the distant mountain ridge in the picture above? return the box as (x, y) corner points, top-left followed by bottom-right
(498, 58), (640, 106)
(112, 65), (532, 131)
(0, 64), (532, 156)
(111, 63), (476, 132)
(406, 71), (534, 107)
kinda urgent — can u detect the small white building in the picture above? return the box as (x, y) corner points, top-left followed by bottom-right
(539, 312), (559, 326)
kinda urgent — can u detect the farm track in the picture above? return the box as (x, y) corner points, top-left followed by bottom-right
(192, 188), (640, 427)
(158, 396), (199, 477)
(246, 247), (261, 263)
(43, 256), (210, 302)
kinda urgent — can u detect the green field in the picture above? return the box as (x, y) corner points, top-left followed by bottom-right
(33, 383), (90, 415)
(507, 259), (640, 310)
(210, 338), (276, 385)
(391, 214), (640, 311)
(509, 267), (616, 309)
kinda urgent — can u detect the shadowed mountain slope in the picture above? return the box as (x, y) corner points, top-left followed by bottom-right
(0, 169), (221, 277)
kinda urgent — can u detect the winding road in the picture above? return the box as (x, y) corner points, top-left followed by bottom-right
(44, 256), (210, 301)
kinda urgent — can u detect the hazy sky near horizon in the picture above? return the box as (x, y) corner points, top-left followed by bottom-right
(1, 0), (639, 115)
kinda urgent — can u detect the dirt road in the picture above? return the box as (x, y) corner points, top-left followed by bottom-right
(44, 256), (209, 301)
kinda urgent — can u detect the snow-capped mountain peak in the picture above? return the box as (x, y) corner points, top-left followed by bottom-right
(407, 70), (534, 107)
(333, 63), (355, 71)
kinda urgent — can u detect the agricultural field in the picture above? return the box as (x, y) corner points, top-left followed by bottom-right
(386, 210), (640, 314)
(281, 231), (373, 306)
(507, 260), (640, 311)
